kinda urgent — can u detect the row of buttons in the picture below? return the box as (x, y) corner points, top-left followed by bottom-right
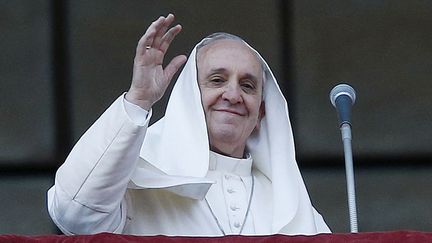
(222, 173), (247, 232)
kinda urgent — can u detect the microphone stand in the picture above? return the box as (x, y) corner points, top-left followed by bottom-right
(340, 123), (358, 233)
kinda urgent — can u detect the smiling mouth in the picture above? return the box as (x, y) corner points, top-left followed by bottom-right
(215, 109), (244, 116)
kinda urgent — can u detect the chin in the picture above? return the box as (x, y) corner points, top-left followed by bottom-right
(209, 127), (242, 144)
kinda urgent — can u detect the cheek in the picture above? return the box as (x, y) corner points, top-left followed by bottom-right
(200, 96), (214, 118)
(246, 98), (262, 117)
(200, 93), (211, 111)
(201, 89), (219, 110)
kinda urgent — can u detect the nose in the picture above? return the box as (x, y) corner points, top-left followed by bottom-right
(221, 82), (243, 104)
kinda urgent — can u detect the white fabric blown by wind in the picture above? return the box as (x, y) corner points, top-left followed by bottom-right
(129, 37), (322, 234)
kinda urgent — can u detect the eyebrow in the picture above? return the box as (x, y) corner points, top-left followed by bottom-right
(208, 68), (260, 84)
(242, 73), (260, 85)
(208, 68), (228, 76)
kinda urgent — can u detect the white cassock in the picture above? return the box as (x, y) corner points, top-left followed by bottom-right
(47, 35), (331, 236)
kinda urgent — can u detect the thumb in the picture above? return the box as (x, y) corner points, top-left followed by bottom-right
(164, 55), (187, 83)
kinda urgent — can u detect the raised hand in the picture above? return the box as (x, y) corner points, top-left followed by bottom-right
(125, 14), (187, 110)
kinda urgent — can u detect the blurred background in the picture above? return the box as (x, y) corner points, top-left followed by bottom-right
(1, 0), (431, 235)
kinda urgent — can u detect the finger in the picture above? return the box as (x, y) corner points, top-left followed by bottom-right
(153, 14), (175, 48)
(136, 16), (166, 56)
(164, 55), (187, 83)
(159, 24), (182, 53)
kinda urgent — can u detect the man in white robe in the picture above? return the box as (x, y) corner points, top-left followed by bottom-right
(47, 14), (330, 236)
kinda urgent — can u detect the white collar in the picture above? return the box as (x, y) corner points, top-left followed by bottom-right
(208, 151), (252, 176)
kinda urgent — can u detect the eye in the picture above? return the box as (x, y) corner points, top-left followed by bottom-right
(242, 83), (254, 89)
(208, 76), (226, 86)
(210, 78), (224, 83)
(241, 81), (256, 92)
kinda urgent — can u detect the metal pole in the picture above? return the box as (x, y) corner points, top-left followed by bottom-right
(341, 123), (358, 233)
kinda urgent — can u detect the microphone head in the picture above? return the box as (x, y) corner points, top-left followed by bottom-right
(330, 83), (356, 107)
(330, 83), (357, 126)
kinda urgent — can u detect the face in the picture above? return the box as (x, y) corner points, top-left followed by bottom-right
(197, 39), (265, 158)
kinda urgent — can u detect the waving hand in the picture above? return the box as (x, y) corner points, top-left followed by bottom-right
(126, 14), (187, 110)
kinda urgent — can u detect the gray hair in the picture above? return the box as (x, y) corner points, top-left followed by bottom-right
(196, 32), (267, 89)
(197, 32), (245, 50)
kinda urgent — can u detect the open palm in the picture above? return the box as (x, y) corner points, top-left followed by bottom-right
(126, 14), (187, 110)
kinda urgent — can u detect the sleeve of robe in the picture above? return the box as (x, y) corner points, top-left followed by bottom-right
(47, 94), (151, 235)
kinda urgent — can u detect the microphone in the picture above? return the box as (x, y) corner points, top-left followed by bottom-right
(330, 84), (356, 126)
(329, 83), (359, 233)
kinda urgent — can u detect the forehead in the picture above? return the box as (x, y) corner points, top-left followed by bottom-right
(196, 39), (263, 76)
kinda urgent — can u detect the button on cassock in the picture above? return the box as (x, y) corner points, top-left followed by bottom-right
(230, 204), (240, 211)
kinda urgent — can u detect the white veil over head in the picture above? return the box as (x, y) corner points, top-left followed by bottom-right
(134, 33), (326, 234)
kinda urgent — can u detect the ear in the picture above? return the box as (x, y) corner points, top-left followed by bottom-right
(255, 101), (266, 131)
